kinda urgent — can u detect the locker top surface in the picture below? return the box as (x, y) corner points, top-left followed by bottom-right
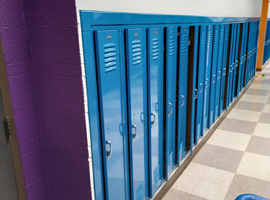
(80, 10), (260, 31)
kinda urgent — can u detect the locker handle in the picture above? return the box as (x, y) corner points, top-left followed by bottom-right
(181, 95), (185, 107)
(194, 89), (198, 99)
(199, 83), (203, 93)
(151, 112), (155, 127)
(168, 103), (173, 116)
(213, 74), (216, 83)
(218, 71), (221, 79)
(106, 140), (112, 161)
(205, 79), (209, 88)
(132, 124), (137, 142)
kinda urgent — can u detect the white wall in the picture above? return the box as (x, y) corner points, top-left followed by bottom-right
(76, 0), (264, 18)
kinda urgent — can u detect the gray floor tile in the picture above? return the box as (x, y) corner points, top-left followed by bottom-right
(262, 181), (270, 199)
(246, 136), (270, 157)
(259, 113), (270, 124)
(224, 174), (265, 200)
(218, 118), (257, 134)
(234, 101), (265, 112)
(162, 188), (207, 200)
(245, 88), (270, 96)
(253, 79), (270, 85)
(192, 144), (244, 173)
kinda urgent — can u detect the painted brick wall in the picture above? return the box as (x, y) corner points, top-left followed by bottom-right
(0, 0), (49, 199)
(22, 0), (92, 199)
(0, 0), (91, 199)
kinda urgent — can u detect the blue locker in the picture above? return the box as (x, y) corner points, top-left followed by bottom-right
(165, 27), (177, 180)
(95, 29), (130, 200)
(190, 26), (199, 153)
(231, 23), (240, 102)
(220, 24), (229, 114)
(147, 27), (164, 197)
(237, 23), (246, 97)
(242, 22), (248, 89)
(195, 25), (206, 144)
(226, 24), (235, 109)
(209, 24), (219, 127)
(214, 24), (225, 121)
(125, 28), (149, 200)
(178, 26), (189, 163)
(245, 22), (252, 86)
(202, 25), (213, 135)
(228, 23), (237, 106)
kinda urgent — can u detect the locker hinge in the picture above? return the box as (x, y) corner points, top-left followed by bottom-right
(4, 116), (12, 139)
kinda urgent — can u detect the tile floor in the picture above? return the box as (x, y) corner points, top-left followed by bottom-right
(163, 64), (270, 200)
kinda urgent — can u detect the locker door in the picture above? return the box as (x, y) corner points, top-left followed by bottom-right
(245, 22), (252, 86)
(147, 27), (164, 197)
(209, 24), (219, 127)
(244, 22), (250, 87)
(125, 28), (148, 200)
(228, 24), (237, 105)
(237, 23), (245, 97)
(202, 25), (213, 135)
(231, 23), (240, 100)
(186, 26), (199, 153)
(220, 24), (229, 115)
(215, 24), (225, 121)
(165, 27), (177, 180)
(242, 22), (248, 88)
(95, 29), (129, 200)
(226, 24), (235, 109)
(178, 26), (189, 163)
(195, 25), (206, 144)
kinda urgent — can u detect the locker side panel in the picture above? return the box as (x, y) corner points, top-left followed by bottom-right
(95, 29), (129, 200)
(147, 27), (164, 197)
(165, 27), (177, 180)
(178, 26), (189, 163)
(82, 31), (105, 200)
(125, 28), (149, 200)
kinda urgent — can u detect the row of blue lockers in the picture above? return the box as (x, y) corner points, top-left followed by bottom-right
(263, 21), (270, 65)
(82, 20), (261, 200)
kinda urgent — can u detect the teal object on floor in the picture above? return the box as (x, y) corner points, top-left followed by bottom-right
(235, 194), (269, 200)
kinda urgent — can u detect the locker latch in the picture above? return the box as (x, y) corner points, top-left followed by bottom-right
(4, 116), (12, 139)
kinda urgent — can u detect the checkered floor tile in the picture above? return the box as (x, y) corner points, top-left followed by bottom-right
(163, 64), (270, 200)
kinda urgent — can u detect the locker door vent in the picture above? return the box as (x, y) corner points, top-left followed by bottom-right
(202, 32), (205, 47)
(169, 36), (175, 56)
(182, 34), (187, 53)
(136, 181), (144, 200)
(208, 31), (212, 45)
(152, 38), (159, 60)
(132, 40), (142, 65)
(153, 165), (160, 187)
(220, 28), (224, 42)
(104, 43), (117, 73)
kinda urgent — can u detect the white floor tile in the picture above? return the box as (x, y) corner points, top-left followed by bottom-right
(172, 173), (200, 194)
(236, 152), (270, 181)
(207, 129), (251, 151)
(263, 104), (270, 113)
(240, 94), (269, 103)
(227, 109), (261, 122)
(253, 123), (270, 138)
(192, 179), (230, 200)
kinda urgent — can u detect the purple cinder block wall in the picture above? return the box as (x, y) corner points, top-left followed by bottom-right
(0, 0), (91, 199)
(0, 0), (49, 199)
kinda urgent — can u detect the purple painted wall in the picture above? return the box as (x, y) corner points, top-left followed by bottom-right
(0, 0), (91, 199)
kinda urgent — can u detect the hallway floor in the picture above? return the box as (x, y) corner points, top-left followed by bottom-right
(163, 64), (270, 200)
